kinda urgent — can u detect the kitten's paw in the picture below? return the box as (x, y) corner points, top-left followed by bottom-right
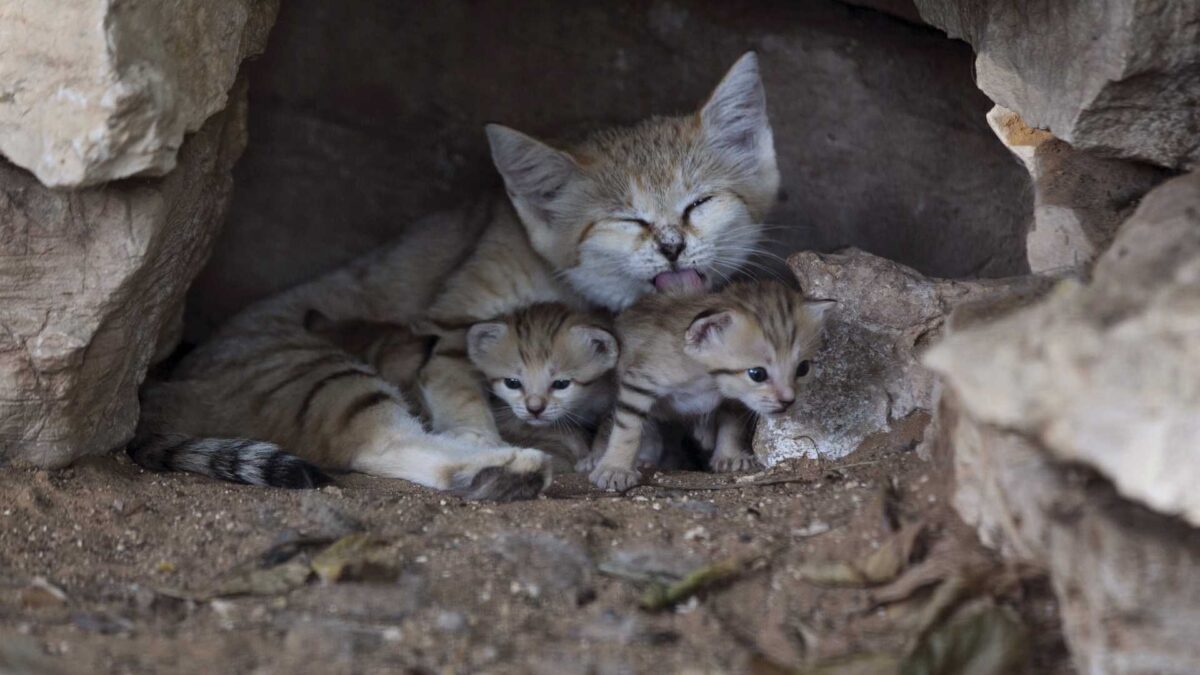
(453, 448), (552, 501)
(711, 454), (763, 473)
(589, 464), (641, 492)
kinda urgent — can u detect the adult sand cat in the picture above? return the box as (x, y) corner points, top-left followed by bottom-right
(131, 52), (779, 498)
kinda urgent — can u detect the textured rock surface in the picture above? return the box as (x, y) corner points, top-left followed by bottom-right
(988, 106), (1170, 273)
(936, 391), (1200, 675)
(753, 249), (1051, 464)
(926, 172), (1200, 527)
(0, 85), (249, 468)
(915, 0), (1200, 170)
(0, 0), (276, 187)
(186, 0), (1031, 338)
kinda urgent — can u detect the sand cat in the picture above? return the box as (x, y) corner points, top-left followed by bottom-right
(130, 52), (779, 499)
(589, 281), (832, 491)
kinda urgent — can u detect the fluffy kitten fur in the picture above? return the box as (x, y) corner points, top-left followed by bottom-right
(132, 53), (777, 498)
(590, 281), (833, 491)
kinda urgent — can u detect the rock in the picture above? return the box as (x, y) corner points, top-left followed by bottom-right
(836, 0), (924, 25)
(0, 0), (277, 187)
(754, 249), (1053, 464)
(925, 172), (1200, 526)
(187, 0), (1030, 337)
(0, 82), (249, 468)
(915, 0), (1200, 170)
(987, 106), (1170, 273)
(935, 390), (1200, 675)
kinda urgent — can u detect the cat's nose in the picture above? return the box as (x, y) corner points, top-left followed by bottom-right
(777, 397), (796, 411)
(526, 396), (546, 416)
(658, 241), (685, 262)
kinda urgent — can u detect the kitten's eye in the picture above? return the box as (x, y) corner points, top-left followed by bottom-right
(551, 379), (572, 390)
(746, 367), (768, 383)
(503, 378), (522, 390)
(796, 360), (811, 378)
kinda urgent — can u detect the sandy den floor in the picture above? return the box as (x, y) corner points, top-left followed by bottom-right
(0, 419), (1071, 675)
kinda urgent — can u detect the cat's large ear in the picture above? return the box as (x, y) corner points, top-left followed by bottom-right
(699, 52), (776, 179)
(486, 124), (579, 225)
(466, 322), (509, 364)
(569, 325), (619, 372)
(684, 309), (737, 357)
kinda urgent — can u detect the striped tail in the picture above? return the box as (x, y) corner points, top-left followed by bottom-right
(127, 433), (332, 489)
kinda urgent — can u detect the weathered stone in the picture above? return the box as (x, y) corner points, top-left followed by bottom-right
(915, 0), (1200, 170)
(936, 390), (1200, 675)
(754, 249), (1051, 464)
(0, 83), (249, 468)
(926, 172), (1200, 526)
(987, 105), (1170, 273)
(187, 0), (1031, 338)
(0, 0), (277, 187)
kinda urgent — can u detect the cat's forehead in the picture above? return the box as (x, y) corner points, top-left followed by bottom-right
(575, 117), (703, 200)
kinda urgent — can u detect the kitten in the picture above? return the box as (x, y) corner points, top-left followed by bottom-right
(305, 304), (622, 470)
(133, 53), (776, 498)
(589, 281), (833, 491)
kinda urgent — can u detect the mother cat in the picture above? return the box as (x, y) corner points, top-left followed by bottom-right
(133, 53), (779, 499)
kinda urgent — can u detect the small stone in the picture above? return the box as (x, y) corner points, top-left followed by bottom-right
(19, 578), (68, 609)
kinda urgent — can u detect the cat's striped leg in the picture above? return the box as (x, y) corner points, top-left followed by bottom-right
(589, 379), (655, 490)
(418, 335), (503, 445)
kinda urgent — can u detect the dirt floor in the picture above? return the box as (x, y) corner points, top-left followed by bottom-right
(0, 423), (1072, 675)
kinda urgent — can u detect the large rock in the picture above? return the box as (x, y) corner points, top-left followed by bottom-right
(926, 172), (1200, 527)
(915, 0), (1200, 170)
(0, 83), (249, 468)
(987, 105), (1169, 273)
(753, 248), (1051, 464)
(936, 391), (1200, 675)
(186, 0), (1031, 338)
(0, 0), (277, 187)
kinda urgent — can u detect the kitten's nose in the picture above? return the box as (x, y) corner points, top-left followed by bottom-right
(777, 397), (796, 411)
(526, 396), (546, 417)
(658, 241), (685, 262)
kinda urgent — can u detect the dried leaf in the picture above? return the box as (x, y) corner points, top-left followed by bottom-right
(19, 577), (68, 609)
(901, 604), (1027, 675)
(799, 523), (925, 588)
(639, 557), (746, 611)
(310, 533), (395, 583)
(210, 558), (312, 598)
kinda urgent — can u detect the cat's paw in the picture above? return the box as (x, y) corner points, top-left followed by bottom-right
(710, 454), (763, 473)
(590, 464), (641, 492)
(454, 448), (552, 501)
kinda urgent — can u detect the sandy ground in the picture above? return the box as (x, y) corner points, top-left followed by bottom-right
(0, 422), (1071, 675)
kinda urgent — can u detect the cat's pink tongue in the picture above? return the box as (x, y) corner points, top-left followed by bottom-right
(653, 269), (705, 293)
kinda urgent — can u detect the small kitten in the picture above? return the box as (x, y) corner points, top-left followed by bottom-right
(589, 280), (833, 491)
(305, 304), (621, 469)
(465, 303), (619, 466)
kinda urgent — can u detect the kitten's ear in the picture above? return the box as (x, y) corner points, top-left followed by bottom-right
(684, 309), (736, 356)
(303, 308), (333, 333)
(804, 299), (837, 328)
(699, 52), (775, 174)
(569, 325), (619, 371)
(466, 322), (509, 364)
(486, 124), (579, 221)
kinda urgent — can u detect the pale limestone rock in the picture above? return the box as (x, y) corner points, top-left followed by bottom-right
(926, 172), (1200, 527)
(916, 0), (1200, 170)
(753, 248), (1051, 465)
(987, 105), (1168, 273)
(0, 0), (277, 187)
(0, 84), (248, 468)
(936, 391), (1200, 675)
